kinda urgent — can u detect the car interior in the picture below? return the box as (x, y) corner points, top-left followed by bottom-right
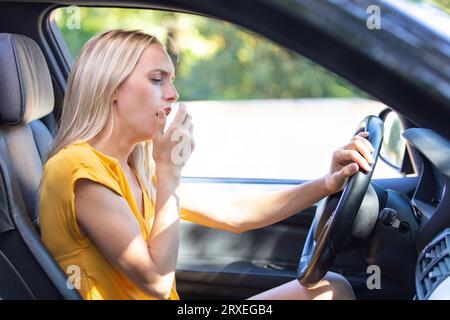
(0, 0), (449, 300)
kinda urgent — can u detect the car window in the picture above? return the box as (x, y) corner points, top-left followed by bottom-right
(51, 6), (402, 180)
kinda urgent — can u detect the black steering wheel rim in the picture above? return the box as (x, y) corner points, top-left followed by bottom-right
(297, 115), (384, 287)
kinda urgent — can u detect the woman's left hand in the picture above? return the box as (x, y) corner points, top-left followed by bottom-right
(323, 131), (375, 194)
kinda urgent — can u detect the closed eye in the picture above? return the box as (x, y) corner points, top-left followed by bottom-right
(150, 78), (163, 84)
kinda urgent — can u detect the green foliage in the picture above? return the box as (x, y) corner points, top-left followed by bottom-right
(431, 0), (450, 13)
(54, 7), (368, 100)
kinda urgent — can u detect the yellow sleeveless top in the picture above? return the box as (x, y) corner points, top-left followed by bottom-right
(39, 142), (179, 300)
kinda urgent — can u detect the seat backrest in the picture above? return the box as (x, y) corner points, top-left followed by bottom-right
(0, 33), (81, 299)
(0, 33), (56, 231)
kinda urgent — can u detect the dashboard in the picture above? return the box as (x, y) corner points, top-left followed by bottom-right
(403, 128), (450, 242)
(402, 128), (450, 300)
(412, 153), (446, 223)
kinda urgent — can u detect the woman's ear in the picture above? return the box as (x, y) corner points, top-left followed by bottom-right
(112, 91), (120, 110)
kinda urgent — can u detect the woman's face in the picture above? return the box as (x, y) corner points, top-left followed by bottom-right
(113, 44), (178, 142)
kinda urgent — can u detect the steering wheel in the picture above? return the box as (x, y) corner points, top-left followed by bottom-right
(297, 115), (384, 287)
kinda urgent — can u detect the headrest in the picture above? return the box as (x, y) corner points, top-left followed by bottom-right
(0, 33), (54, 125)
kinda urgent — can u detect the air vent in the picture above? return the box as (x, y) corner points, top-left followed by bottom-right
(416, 229), (450, 300)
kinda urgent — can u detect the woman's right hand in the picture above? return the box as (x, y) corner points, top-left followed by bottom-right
(152, 103), (195, 183)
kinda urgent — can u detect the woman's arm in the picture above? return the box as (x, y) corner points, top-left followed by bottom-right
(145, 166), (181, 296)
(75, 178), (179, 299)
(179, 132), (375, 233)
(178, 176), (330, 233)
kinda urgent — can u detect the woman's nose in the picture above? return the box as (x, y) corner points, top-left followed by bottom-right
(164, 82), (179, 102)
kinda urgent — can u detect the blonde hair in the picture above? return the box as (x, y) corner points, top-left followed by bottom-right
(49, 29), (164, 198)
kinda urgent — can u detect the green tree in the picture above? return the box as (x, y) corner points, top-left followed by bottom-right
(54, 7), (369, 100)
(431, 0), (450, 13)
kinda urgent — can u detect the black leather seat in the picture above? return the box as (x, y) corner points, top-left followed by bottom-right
(0, 33), (81, 299)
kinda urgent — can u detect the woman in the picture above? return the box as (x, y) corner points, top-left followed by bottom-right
(39, 29), (374, 300)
